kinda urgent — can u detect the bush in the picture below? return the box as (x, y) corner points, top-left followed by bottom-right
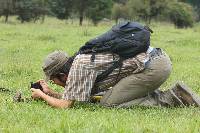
(16, 0), (48, 23)
(111, 3), (129, 23)
(87, 0), (113, 26)
(166, 2), (195, 28)
(16, 0), (33, 23)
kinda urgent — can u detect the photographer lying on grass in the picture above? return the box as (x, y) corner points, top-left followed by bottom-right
(31, 22), (200, 108)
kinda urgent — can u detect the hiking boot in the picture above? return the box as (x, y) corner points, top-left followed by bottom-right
(168, 89), (184, 107)
(172, 82), (200, 107)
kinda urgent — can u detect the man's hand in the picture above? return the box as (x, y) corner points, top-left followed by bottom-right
(31, 88), (44, 99)
(37, 79), (62, 99)
(31, 88), (74, 108)
(38, 79), (51, 94)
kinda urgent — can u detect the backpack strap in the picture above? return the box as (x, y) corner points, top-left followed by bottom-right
(144, 26), (153, 33)
(95, 58), (124, 83)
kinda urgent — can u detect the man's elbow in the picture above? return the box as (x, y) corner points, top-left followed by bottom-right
(58, 100), (74, 109)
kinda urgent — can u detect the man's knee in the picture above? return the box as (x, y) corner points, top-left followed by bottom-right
(100, 52), (172, 107)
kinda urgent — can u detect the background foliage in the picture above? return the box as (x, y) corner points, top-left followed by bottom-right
(0, 0), (199, 27)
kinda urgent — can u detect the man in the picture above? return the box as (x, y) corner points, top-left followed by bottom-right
(31, 48), (200, 108)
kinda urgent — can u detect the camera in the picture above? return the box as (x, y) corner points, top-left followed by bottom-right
(30, 82), (43, 91)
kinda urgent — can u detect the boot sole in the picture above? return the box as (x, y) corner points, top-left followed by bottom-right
(175, 81), (200, 107)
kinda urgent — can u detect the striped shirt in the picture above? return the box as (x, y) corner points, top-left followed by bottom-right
(62, 52), (149, 101)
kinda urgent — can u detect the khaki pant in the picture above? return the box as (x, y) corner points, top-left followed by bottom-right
(100, 49), (174, 107)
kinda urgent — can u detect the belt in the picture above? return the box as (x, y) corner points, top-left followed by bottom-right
(145, 48), (163, 68)
(149, 48), (163, 59)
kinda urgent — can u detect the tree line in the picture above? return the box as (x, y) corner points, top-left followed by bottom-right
(0, 0), (199, 28)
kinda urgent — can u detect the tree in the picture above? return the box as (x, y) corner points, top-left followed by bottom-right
(0, 0), (16, 23)
(112, 3), (123, 23)
(126, 0), (168, 24)
(126, 0), (150, 22)
(48, 0), (73, 20)
(73, 0), (90, 26)
(148, 0), (168, 23)
(16, 0), (49, 23)
(35, 0), (49, 23)
(87, 0), (113, 25)
(16, 0), (33, 23)
(112, 3), (129, 23)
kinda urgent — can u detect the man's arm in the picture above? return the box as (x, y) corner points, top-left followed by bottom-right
(41, 93), (74, 108)
(31, 88), (74, 108)
(45, 89), (63, 99)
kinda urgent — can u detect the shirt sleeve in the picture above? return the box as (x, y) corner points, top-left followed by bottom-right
(62, 55), (98, 101)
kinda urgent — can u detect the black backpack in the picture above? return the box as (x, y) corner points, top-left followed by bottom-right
(79, 21), (153, 58)
(75, 21), (153, 82)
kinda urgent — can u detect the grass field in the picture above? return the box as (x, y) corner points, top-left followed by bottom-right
(0, 18), (200, 133)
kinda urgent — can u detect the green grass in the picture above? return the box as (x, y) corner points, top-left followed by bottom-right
(0, 18), (200, 133)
